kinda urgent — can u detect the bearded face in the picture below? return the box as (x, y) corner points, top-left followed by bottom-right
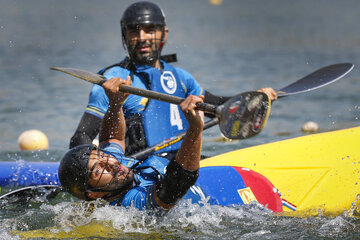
(124, 24), (166, 66)
(87, 150), (134, 195)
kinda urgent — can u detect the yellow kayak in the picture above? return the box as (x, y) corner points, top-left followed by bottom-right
(201, 126), (360, 216)
(12, 222), (121, 239)
(11, 126), (360, 239)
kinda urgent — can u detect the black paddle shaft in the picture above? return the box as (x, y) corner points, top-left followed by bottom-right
(66, 72), (218, 114)
(50, 66), (270, 139)
(119, 85), (217, 114)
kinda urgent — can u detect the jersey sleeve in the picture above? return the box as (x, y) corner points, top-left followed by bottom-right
(120, 185), (159, 210)
(176, 68), (204, 97)
(112, 155), (169, 209)
(85, 66), (131, 119)
(101, 142), (125, 154)
(85, 84), (109, 119)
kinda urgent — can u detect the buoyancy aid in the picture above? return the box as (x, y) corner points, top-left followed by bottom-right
(99, 58), (188, 157)
(140, 63), (188, 155)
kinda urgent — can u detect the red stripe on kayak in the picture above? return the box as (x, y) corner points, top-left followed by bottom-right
(233, 167), (283, 213)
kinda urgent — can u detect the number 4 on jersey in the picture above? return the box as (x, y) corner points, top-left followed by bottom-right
(170, 104), (183, 130)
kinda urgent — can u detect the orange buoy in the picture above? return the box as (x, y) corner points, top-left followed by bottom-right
(18, 129), (49, 151)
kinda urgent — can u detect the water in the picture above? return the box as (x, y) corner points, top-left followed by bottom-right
(2, 198), (360, 239)
(1, 0), (360, 239)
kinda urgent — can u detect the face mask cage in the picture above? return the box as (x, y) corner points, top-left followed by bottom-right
(85, 146), (135, 194)
(122, 24), (165, 66)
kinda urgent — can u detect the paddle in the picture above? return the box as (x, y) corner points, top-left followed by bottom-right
(50, 66), (271, 140)
(0, 185), (62, 208)
(130, 117), (219, 160)
(50, 62), (353, 140)
(51, 62), (353, 143)
(130, 63), (354, 158)
(276, 63), (353, 97)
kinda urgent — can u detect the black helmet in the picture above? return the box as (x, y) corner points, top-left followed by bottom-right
(121, 1), (166, 30)
(120, 1), (166, 65)
(58, 144), (93, 200)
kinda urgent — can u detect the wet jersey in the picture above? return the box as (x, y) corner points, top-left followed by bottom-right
(102, 142), (225, 210)
(85, 60), (203, 155)
(102, 142), (168, 209)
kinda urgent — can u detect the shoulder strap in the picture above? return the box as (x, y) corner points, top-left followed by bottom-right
(97, 57), (136, 75)
(98, 54), (177, 76)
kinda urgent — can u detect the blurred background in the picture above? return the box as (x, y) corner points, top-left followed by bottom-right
(0, 0), (359, 157)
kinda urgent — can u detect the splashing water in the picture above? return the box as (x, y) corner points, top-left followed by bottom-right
(1, 196), (360, 240)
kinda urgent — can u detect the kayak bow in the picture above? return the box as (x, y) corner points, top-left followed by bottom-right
(201, 126), (360, 216)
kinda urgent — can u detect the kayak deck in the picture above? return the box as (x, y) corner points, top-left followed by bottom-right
(201, 126), (360, 216)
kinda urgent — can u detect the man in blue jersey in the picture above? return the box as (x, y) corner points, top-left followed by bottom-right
(59, 77), (204, 210)
(69, 1), (277, 159)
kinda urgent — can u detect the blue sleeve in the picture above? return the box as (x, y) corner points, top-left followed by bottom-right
(85, 84), (109, 119)
(103, 66), (131, 80)
(120, 185), (159, 210)
(117, 155), (169, 209)
(102, 142), (124, 154)
(85, 66), (131, 118)
(139, 155), (168, 173)
(176, 68), (204, 97)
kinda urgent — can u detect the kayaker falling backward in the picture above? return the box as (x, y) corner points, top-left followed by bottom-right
(59, 77), (204, 210)
(69, 1), (277, 159)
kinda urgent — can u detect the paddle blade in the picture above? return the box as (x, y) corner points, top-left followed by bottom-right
(0, 185), (62, 208)
(50, 67), (107, 85)
(277, 63), (354, 97)
(218, 92), (270, 139)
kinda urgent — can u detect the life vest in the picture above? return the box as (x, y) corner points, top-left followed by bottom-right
(140, 62), (188, 155)
(99, 59), (188, 157)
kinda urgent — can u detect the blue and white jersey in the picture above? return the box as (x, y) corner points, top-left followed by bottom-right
(101, 143), (219, 210)
(85, 60), (203, 153)
(102, 142), (168, 209)
(85, 60), (203, 118)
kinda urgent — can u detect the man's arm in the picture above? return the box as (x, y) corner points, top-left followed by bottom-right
(174, 95), (204, 170)
(69, 84), (110, 149)
(154, 95), (204, 210)
(99, 77), (131, 151)
(69, 113), (102, 149)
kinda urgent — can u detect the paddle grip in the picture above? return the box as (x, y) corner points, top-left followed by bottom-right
(195, 102), (217, 114)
